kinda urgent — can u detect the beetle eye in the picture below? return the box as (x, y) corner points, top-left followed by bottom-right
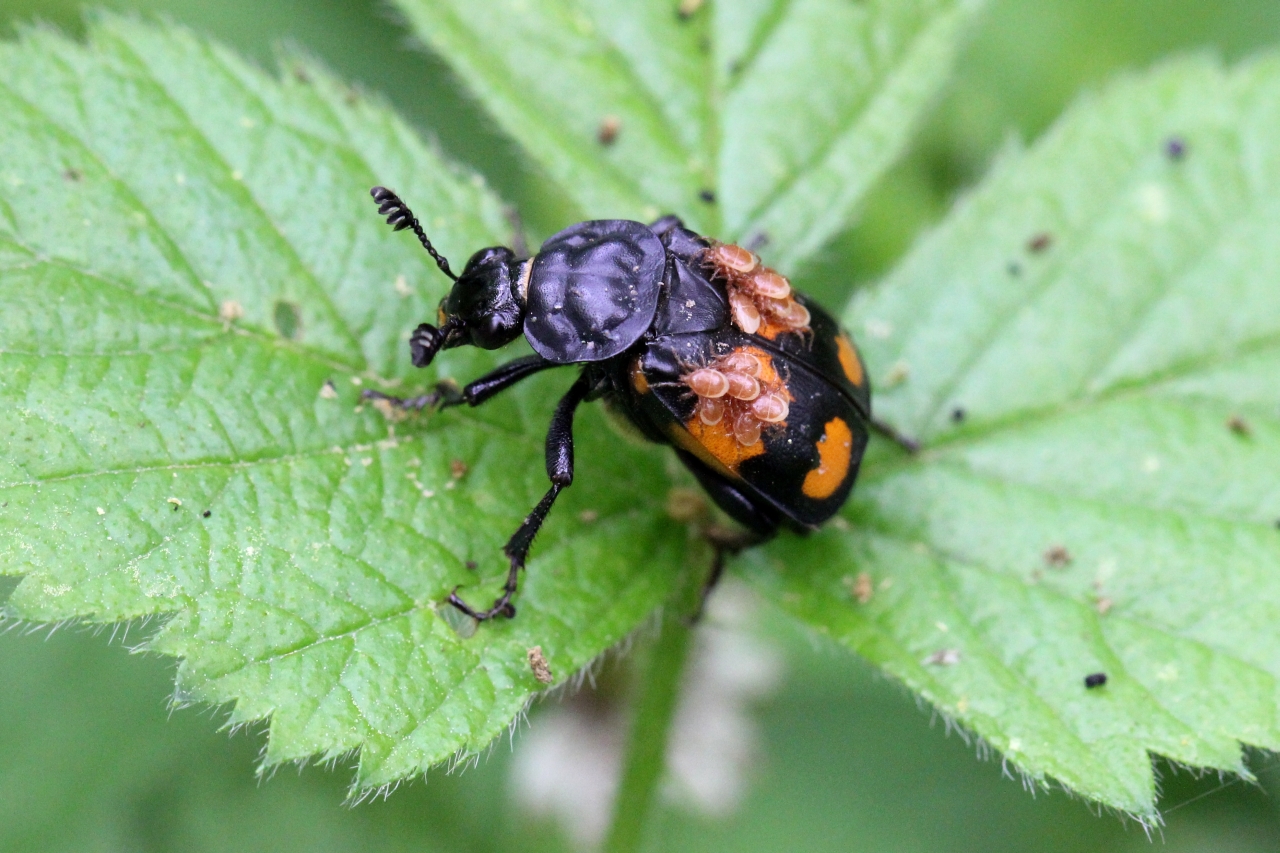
(479, 314), (507, 345)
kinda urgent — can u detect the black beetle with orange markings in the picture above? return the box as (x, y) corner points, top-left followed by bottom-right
(365, 186), (879, 621)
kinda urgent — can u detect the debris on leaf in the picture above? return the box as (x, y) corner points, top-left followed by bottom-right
(597, 115), (621, 146)
(1027, 232), (1053, 253)
(218, 299), (244, 323)
(883, 361), (910, 388)
(845, 572), (874, 604)
(1043, 545), (1072, 568)
(924, 649), (961, 666)
(1226, 414), (1252, 437)
(1084, 672), (1108, 689)
(677, 0), (704, 19)
(528, 646), (554, 684)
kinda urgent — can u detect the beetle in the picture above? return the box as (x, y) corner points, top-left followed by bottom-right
(364, 186), (882, 621)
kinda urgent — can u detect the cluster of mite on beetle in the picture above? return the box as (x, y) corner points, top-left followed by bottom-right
(678, 243), (810, 448)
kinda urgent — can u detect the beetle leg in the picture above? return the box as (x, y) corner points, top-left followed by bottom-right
(453, 355), (555, 408)
(671, 449), (780, 621)
(361, 355), (555, 413)
(869, 417), (921, 454)
(449, 370), (593, 621)
(360, 386), (454, 412)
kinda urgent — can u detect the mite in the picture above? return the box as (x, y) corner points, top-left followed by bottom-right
(365, 187), (875, 620)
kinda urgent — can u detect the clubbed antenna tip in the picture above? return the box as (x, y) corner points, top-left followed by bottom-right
(369, 186), (458, 281)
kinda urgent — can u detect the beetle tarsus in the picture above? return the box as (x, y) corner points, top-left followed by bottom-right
(448, 566), (519, 621)
(360, 388), (434, 411)
(360, 380), (464, 412)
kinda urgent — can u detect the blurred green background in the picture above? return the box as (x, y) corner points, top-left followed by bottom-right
(3, 1), (1280, 851)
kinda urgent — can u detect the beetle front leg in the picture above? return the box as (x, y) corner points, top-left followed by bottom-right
(360, 381), (462, 413)
(449, 370), (593, 621)
(362, 354), (555, 413)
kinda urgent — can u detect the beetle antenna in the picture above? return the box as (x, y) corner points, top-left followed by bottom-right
(370, 186), (458, 281)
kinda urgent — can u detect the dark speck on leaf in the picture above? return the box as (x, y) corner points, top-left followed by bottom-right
(1007, 261), (1022, 277)
(1027, 232), (1053, 254)
(465, 560), (478, 571)
(273, 300), (302, 340)
(1043, 545), (1072, 568)
(202, 510), (211, 518)
(1084, 672), (1107, 689)
(1165, 136), (1186, 160)
(1227, 414), (1252, 437)
(950, 407), (966, 424)
(597, 115), (621, 146)
(63, 167), (83, 182)
(699, 189), (716, 204)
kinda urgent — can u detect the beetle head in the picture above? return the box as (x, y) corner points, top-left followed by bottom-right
(409, 246), (526, 367)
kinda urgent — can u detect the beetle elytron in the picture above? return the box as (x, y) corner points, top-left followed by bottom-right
(365, 187), (873, 621)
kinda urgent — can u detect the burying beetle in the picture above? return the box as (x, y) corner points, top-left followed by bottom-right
(365, 187), (884, 621)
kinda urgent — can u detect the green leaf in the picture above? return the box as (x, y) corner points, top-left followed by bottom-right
(0, 17), (690, 790)
(745, 54), (1280, 816)
(393, 0), (985, 269)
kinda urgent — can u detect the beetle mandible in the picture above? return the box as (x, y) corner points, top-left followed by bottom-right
(364, 186), (878, 621)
